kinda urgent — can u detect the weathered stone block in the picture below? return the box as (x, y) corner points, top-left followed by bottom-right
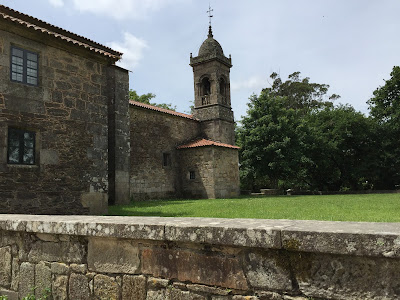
(19, 262), (34, 299)
(81, 192), (108, 215)
(69, 273), (90, 300)
(40, 149), (60, 165)
(244, 251), (293, 291)
(186, 284), (230, 296)
(257, 291), (283, 300)
(291, 251), (400, 299)
(147, 290), (166, 300)
(122, 275), (146, 300)
(0, 289), (18, 300)
(52, 275), (68, 300)
(141, 247), (248, 290)
(51, 262), (69, 275)
(0, 246), (12, 287)
(34, 262), (51, 298)
(70, 263), (87, 274)
(93, 274), (120, 300)
(166, 288), (207, 300)
(88, 237), (139, 274)
(147, 277), (169, 289)
(11, 258), (19, 291)
(28, 240), (85, 263)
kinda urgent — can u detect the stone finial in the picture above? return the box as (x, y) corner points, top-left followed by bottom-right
(208, 25), (213, 38)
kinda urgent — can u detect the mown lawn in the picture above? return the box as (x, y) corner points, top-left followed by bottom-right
(108, 193), (400, 222)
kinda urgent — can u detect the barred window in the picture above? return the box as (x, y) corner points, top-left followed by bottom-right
(11, 47), (38, 86)
(189, 171), (196, 180)
(7, 128), (36, 165)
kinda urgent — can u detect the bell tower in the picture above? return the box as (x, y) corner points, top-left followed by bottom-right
(190, 25), (235, 145)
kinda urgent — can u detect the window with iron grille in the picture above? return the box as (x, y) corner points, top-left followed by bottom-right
(10, 46), (38, 86)
(7, 128), (36, 165)
(189, 171), (195, 180)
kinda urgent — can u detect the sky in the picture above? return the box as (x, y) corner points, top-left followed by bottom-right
(2, 0), (400, 121)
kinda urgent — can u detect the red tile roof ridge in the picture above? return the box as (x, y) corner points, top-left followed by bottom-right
(177, 138), (240, 150)
(0, 4), (121, 60)
(129, 100), (197, 120)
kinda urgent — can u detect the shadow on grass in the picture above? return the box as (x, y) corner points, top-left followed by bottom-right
(108, 199), (196, 217)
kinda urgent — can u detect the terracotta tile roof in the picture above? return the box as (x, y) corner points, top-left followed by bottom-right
(0, 5), (122, 60)
(177, 138), (240, 150)
(129, 100), (196, 120)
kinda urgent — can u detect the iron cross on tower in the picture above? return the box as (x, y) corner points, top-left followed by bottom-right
(207, 4), (213, 27)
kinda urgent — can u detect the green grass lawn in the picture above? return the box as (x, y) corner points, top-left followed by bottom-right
(108, 193), (400, 222)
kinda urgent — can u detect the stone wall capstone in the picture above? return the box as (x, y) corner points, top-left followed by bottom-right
(0, 215), (399, 300)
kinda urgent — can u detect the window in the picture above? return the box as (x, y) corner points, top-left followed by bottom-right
(200, 77), (211, 105)
(163, 153), (171, 167)
(7, 128), (35, 165)
(189, 171), (196, 180)
(11, 46), (38, 86)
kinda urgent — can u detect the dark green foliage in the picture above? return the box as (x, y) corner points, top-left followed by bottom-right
(237, 71), (384, 192)
(129, 90), (177, 111)
(368, 66), (400, 189)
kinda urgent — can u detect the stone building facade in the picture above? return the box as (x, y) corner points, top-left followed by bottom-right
(129, 26), (240, 200)
(0, 5), (239, 214)
(0, 5), (130, 215)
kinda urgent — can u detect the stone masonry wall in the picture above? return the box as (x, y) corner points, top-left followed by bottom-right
(179, 146), (240, 199)
(213, 147), (240, 198)
(0, 28), (111, 214)
(129, 106), (200, 200)
(179, 147), (215, 199)
(1, 215), (400, 300)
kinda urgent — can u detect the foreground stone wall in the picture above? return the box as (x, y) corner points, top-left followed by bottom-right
(0, 215), (400, 300)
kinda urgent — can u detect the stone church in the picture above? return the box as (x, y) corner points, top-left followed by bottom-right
(0, 5), (239, 215)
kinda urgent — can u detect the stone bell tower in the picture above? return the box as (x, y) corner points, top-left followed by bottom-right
(190, 26), (235, 145)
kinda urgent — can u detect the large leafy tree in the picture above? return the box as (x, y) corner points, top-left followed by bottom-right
(238, 72), (377, 191)
(238, 93), (310, 189)
(238, 72), (337, 190)
(367, 66), (400, 189)
(129, 90), (176, 111)
(306, 105), (375, 190)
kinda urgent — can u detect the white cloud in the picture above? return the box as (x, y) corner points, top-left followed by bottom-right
(231, 75), (269, 92)
(48, 0), (64, 7)
(70, 0), (183, 20)
(108, 32), (148, 71)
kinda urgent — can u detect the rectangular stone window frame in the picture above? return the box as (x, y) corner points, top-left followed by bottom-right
(7, 127), (36, 165)
(10, 45), (39, 86)
(189, 171), (196, 180)
(163, 152), (171, 167)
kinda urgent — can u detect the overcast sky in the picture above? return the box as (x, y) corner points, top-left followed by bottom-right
(3, 0), (400, 120)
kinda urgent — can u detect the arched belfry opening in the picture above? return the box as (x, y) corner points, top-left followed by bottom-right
(219, 77), (227, 105)
(201, 77), (211, 105)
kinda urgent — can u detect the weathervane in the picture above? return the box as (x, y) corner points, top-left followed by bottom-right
(207, 4), (213, 27)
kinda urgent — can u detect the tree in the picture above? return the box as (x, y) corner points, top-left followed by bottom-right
(268, 71), (339, 112)
(367, 66), (400, 189)
(237, 71), (376, 192)
(129, 90), (176, 111)
(237, 92), (311, 190)
(306, 105), (375, 190)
